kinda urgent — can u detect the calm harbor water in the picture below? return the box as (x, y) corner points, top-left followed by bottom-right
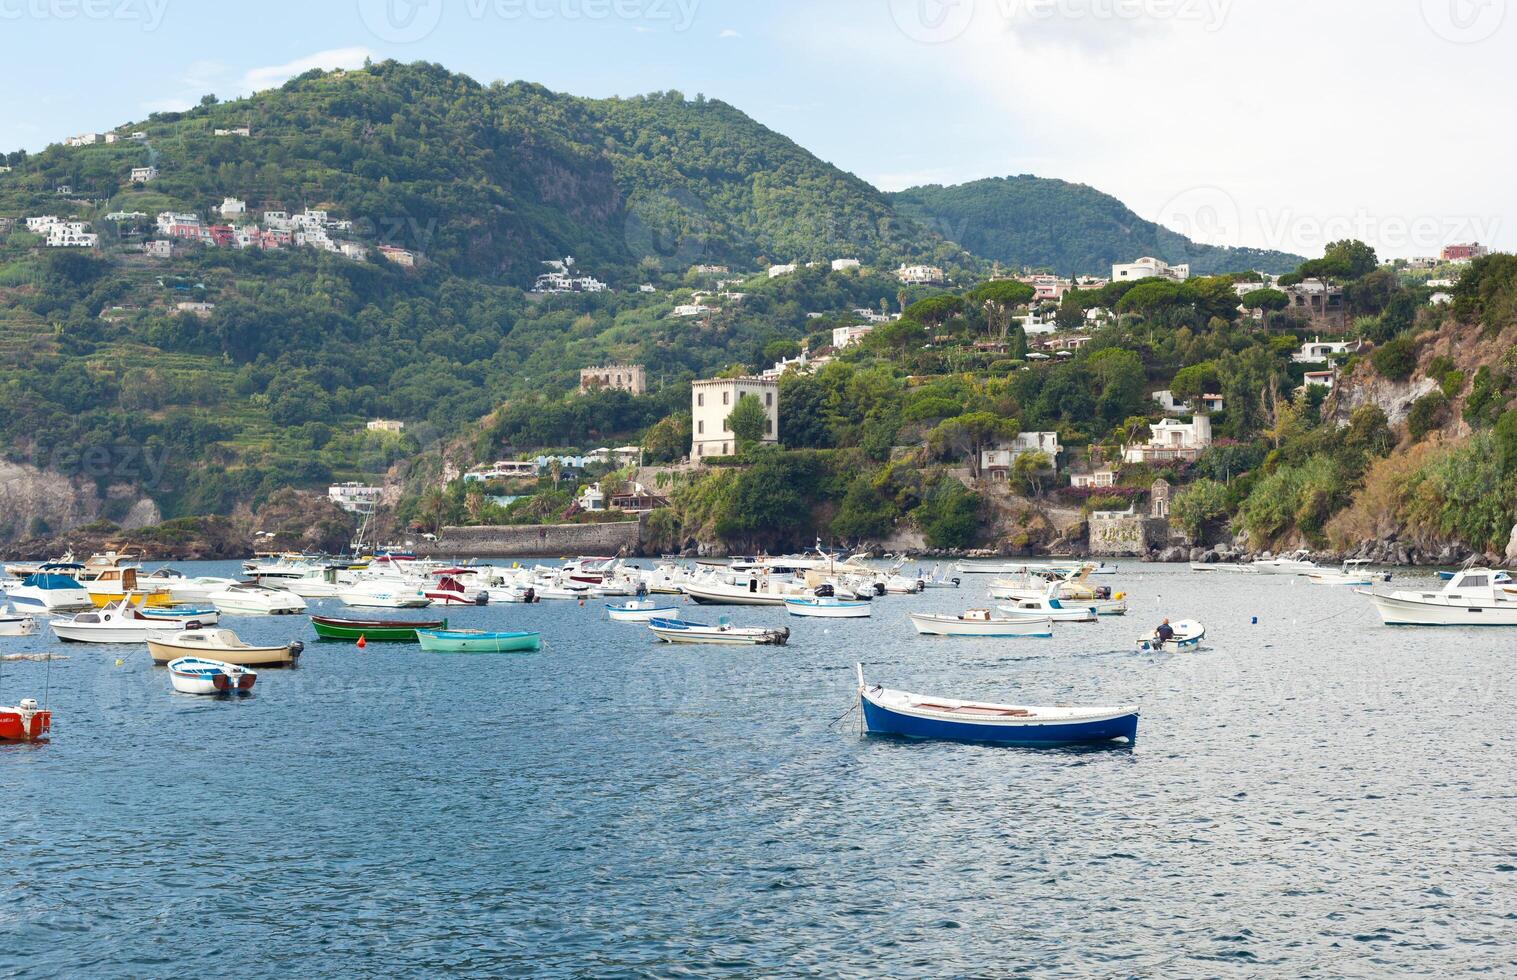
(2, 561), (1516, 977)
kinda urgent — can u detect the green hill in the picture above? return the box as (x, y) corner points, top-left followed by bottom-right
(890, 175), (1302, 278)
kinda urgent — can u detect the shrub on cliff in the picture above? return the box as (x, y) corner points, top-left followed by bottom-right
(1371, 336), (1417, 381)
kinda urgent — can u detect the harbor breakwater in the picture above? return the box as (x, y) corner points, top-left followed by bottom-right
(420, 518), (646, 558)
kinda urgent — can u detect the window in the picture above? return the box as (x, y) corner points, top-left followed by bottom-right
(723, 392), (730, 406)
(765, 392), (773, 407)
(697, 393), (704, 407)
(698, 421), (704, 434)
(724, 443), (730, 455)
(766, 419), (773, 434)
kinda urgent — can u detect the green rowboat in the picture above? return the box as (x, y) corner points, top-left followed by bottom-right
(310, 616), (448, 642)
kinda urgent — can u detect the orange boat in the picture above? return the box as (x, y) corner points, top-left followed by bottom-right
(0, 699), (50, 742)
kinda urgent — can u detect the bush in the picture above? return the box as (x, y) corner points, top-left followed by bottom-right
(917, 480), (981, 550)
(1407, 392), (1449, 441)
(1170, 479), (1231, 538)
(1371, 336), (1417, 381)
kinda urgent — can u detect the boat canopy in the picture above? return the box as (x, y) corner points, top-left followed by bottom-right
(21, 573), (84, 590)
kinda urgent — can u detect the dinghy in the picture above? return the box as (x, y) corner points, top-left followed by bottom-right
(310, 616), (448, 642)
(784, 597), (872, 619)
(137, 605), (220, 626)
(648, 618), (791, 646)
(167, 657), (257, 696)
(606, 599), (681, 623)
(857, 666), (1138, 746)
(415, 629), (542, 654)
(1361, 569), (1517, 626)
(1136, 620), (1207, 653)
(0, 605), (38, 637)
(909, 610), (1054, 638)
(0, 699), (50, 742)
(147, 628), (304, 667)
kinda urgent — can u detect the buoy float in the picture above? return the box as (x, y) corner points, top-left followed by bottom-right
(357, 635), (367, 649)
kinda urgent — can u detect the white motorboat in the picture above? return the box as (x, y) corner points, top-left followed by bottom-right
(648, 618), (790, 646)
(167, 657), (257, 696)
(909, 610), (1054, 638)
(1254, 550), (1320, 576)
(1190, 561), (1257, 574)
(140, 570), (243, 603)
(278, 566), (348, 599)
(51, 602), (195, 644)
(607, 599), (682, 622)
(997, 589), (1098, 623)
(1361, 569), (1517, 626)
(209, 584), (309, 616)
(338, 581), (432, 609)
(1137, 620), (1207, 653)
(488, 583), (541, 604)
(0, 604), (38, 637)
(1308, 560), (1392, 587)
(784, 597), (872, 619)
(1089, 598), (1130, 617)
(682, 576), (801, 607)
(7, 570), (94, 613)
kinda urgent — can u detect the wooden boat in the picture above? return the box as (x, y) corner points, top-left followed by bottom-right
(857, 666), (1138, 746)
(50, 602), (197, 644)
(784, 597), (872, 619)
(310, 616), (448, 642)
(1360, 569), (1517, 626)
(168, 657), (257, 696)
(0, 604), (38, 637)
(148, 628), (304, 667)
(416, 629), (541, 654)
(79, 566), (173, 608)
(1136, 620), (1207, 653)
(0, 698), (51, 742)
(606, 599), (681, 623)
(909, 610), (1054, 638)
(648, 618), (791, 646)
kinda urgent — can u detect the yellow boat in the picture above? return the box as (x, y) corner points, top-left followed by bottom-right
(80, 567), (174, 608)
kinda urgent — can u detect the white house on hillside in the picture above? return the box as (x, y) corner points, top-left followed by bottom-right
(1112, 256), (1190, 283)
(1293, 337), (1360, 364)
(981, 432), (1062, 480)
(691, 377), (779, 461)
(1124, 416), (1212, 464)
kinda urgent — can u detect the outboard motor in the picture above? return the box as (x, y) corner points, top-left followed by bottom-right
(1096, 586), (1112, 601)
(952, 577), (962, 588)
(915, 580), (926, 594)
(525, 587), (538, 604)
(873, 582), (886, 597)
(474, 592), (489, 606)
(814, 584), (836, 598)
(289, 641), (305, 661)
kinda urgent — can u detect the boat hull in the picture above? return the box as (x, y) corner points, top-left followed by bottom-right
(0, 707), (51, 742)
(909, 614), (1054, 638)
(784, 600), (872, 619)
(861, 697), (1137, 746)
(310, 618), (447, 642)
(51, 622), (187, 644)
(648, 619), (790, 645)
(607, 605), (680, 623)
(147, 638), (300, 668)
(0, 616), (38, 637)
(1366, 592), (1517, 626)
(416, 630), (541, 654)
(683, 584), (793, 606)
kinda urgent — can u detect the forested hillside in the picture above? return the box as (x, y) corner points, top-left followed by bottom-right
(891, 176), (1302, 278)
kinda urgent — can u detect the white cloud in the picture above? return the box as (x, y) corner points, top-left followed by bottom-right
(143, 48), (374, 115)
(242, 47), (374, 93)
(720, 28), (742, 38)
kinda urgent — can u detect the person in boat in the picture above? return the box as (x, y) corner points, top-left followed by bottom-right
(1154, 618), (1175, 644)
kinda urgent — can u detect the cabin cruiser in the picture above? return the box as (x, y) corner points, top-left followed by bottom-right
(208, 583), (309, 616)
(1307, 560), (1392, 587)
(1361, 569), (1517, 626)
(140, 571), (242, 604)
(7, 570), (94, 613)
(1254, 550), (1321, 576)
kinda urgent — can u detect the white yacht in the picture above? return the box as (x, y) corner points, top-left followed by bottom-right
(1361, 569), (1517, 626)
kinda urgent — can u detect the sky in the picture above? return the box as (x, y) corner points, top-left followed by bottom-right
(2, 0), (1511, 258)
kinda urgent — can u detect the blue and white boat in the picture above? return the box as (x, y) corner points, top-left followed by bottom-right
(784, 597), (872, 619)
(8, 571), (93, 613)
(606, 599), (680, 623)
(1438, 569), (1510, 583)
(648, 618), (790, 646)
(856, 665), (1138, 746)
(139, 605), (220, 626)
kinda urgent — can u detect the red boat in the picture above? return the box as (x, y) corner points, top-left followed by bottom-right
(0, 699), (51, 742)
(425, 571), (489, 606)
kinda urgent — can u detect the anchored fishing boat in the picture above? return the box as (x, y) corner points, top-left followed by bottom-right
(416, 629), (542, 654)
(50, 601), (197, 644)
(147, 628), (304, 668)
(167, 657), (257, 696)
(909, 610), (1054, 638)
(310, 616), (448, 642)
(0, 699), (51, 742)
(606, 599), (681, 623)
(857, 666), (1138, 746)
(784, 597), (872, 619)
(1136, 620), (1207, 653)
(1361, 569), (1517, 626)
(648, 618), (791, 646)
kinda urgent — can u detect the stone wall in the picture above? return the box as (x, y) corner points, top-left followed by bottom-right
(422, 518), (645, 558)
(1089, 514), (1170, 557)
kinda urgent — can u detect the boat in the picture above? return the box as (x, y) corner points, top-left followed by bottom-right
(50, 601), (197, 644)
(147, 628), (304, 667)
(137, 605), (220, 626)
(278, 566), (348, 599)
(606, 599), (682, 623)
(1361, 569), (1517, 626)
(425, 571), (489, 606)
(0, 699), (51, 742)
(1307, 560), (1392, 587)
(0, 604), (38, 637)
(996, 591), (1099, 623)
(908, 610), (1055, 638)
(139, 569), (242, 603)
(1136, 620), (1207, 653)
(209, 583), (308, 616)
(1189, 561), (1257, 574)
(784, 596), (873, 619)
(648, 618), (791, 646)
(77, 566), (173, 608)
(310, 616), (448, 642)
(1254, 550), (1321, 576)
(337, 581), (432, 609)
(7, 570), (94, 613)
(416, 628), (542, 654)
(1089, 598), (1130, 616)
(857, 666), (1138, 746)
(167, 657), (257, 696)
(1440, 569), (1512, 583)
(988, 567), (1118, 604)
(682, 577), (800, 606)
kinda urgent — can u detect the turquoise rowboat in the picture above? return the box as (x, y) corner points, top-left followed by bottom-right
(416, 628), (541, 654)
